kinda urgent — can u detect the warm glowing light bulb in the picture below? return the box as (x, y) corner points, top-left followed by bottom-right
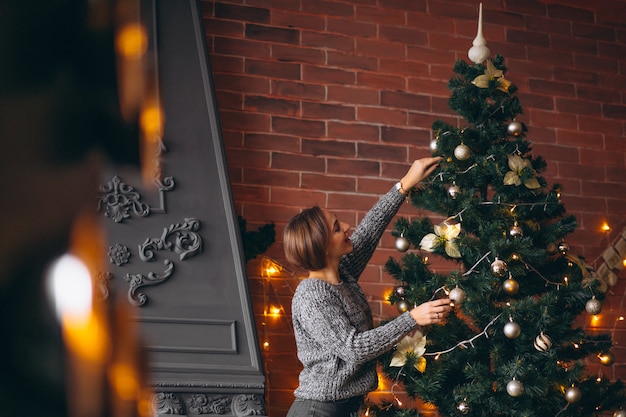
(623, 258), (626, 268)
(140, 105), (164, 139)
(270, 306), (282, 317)
(116, 23), (148, 59)
(601, 222), (611, 232)
(591, 315), (601, 327)
(263, 341), (269, 350)
(619, 316), (625, 321)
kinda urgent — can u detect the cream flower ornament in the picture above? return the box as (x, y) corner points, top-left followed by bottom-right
(503, 154), (541, 189)
(420, 220), (462, 258)
(471, 59), (511, 93)
(390, 330), (427, 372)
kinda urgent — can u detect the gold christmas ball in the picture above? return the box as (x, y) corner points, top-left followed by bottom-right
(558, 241), (570, 254)
(509, 223), (523, 238)
(454, 143), (471, 161)
(397, 299), (410, 313)
(503, 278), (519, 295)
(565, 386), (581, 404)
(599, 352), (615, 366)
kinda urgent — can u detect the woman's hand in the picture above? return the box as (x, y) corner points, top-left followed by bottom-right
(409, 298), (452, 326)
(400, 157), (442, 190)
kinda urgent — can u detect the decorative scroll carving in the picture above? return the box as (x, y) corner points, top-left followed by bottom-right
(186, 394), (231, 414)
(97, 175), (175, 223)
(94, 271), (113, 300)
(232, 394), (265, 416)
(154, 392), (184, 415)
(124, 218), (202, 306)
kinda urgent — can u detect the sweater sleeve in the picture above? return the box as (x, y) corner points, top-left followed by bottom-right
(294, 279), (417, 365)
(339, 186), (405, 281)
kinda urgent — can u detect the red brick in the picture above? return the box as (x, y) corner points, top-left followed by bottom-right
(573, 22), (616, 42)
(357, 105), (408, 125)
(603, 104), (626, 120)
(215, 90), (243, 110)
(381, 90), (430, 111)
(270, 9), (325, 31)
(555, 130), (604, 149)
(558, 162), (605, 181)
(380, 59), (430, 78)
(246, 58), (301, 80)
(581, 180), (626, 199)
(301, 31), (354, 52)
(203, 18), (245, 37)
(225, 147), (271, 168)
(532, 143), (579, 163)
(525, 15), (570, 35)
(219, 109), (271, 131)
(507, 29), (550, 48)
(301, 0), (355, 17)
(530, 109), (577, 130)
(379, 0), (426, 12)
(245, 95), (299, 115)
(326, 18), (377, 38)
(271, 152), (326, 173)
(243, 168), (300, 187)
(575, 55), (619, 74)
(303, 64), (356, 85)
(301, 138), (356, 157)
(327, 158), (380, 176)
(528, 79), (575, 97)
(244, 133), (300, 152)
(515, 92), (555, 111)
(272, 80), (325, 101)
(547, 4), (595, 23)
(327, 121), (381, 141)
(356, 38), (407, 59)
(301, 173), (356, 192)
(272, 116), (325, 137)
(382, 126), (430, 146)
(327, 50), (378, 71)
(327, 85), (379, 106)
(358, 143), (407, 161)
(231, 184), (270, 204)
(527, 46), (574, 67)
(272, 44), (325, 65)
(209, 54), (244, 73)
(213, 73), (270, 94)
(214, 2), (268, 21)
(379, 25), (428, 46)
(356, 5), (405, 25)
(214, 36), (271, 59)
(302, 101), (356, 121)
(580, 149), (625, 168)
(328, 192), (379, 211)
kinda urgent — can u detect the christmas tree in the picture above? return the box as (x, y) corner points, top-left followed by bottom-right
(373, 5), (625, 417)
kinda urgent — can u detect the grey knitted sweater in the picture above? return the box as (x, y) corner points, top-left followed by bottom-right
(291, 186), (418, 401)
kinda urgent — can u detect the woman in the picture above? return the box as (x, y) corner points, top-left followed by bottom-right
(283, 157), (451, 417)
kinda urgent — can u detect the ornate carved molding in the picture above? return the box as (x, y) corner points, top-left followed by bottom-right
(97, 174), (175, 223)
(124, 218), (202, 306)
(154, 392), (184, 415)
(153, 392), (266, 416)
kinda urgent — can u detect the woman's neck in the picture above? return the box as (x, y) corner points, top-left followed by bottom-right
(308, 267), (341, 285)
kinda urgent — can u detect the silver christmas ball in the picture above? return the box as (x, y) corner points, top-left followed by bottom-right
(393, 285), (407, 298)
(586, 297), (602, 315)
(509, 223), (523, 238)
(449, 287), (467, 306)
(457, 401), (470, 415)
(507, 121), (523, 136)
(502, 278), (519, 295)
(454, 143), (471, 161)
(613, 409), (626, 417)
(504, 321), (521, 339)
(397, 299), (410, 313)
(506, 379), (524, 397)
(534, 332), (552, 352)
(430, 138), (439, 153)
(565, 386), (581, 404)
(448, 183), (460, 199)
(490, 258), (509, 278)
(395, 235), (410, 252)
(558, 241), (570, 254)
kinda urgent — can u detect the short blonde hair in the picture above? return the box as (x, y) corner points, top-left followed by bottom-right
(283, 206), (328, 271)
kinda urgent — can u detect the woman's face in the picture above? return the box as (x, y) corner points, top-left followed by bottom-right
(322, 209), (353, 260)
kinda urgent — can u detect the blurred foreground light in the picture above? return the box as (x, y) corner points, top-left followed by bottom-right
(47, 253), (93, 325)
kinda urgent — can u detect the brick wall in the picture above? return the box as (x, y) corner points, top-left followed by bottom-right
(200, 1), (626, 415)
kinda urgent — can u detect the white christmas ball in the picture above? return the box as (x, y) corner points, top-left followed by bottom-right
(506, 379), (524, 397)
(586, 297), (602, 315)
(430, 138), (438, 153)
(468, 44), (491, 65)
(534, 332), (552, 352)
(454, 143), (471, 161)
(395, 236), (410, 252)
